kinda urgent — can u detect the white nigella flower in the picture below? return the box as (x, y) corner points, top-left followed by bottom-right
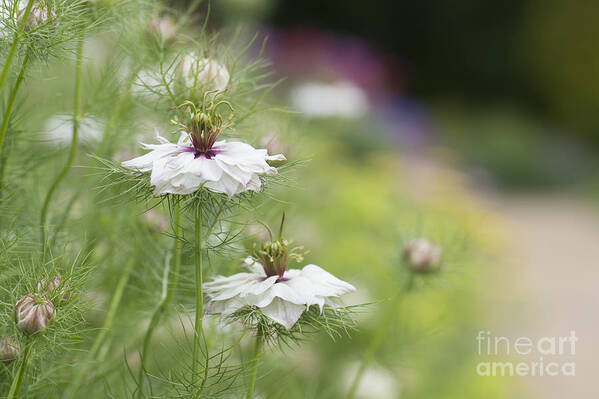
(44, 114), (104, 147)
(204, 257), (355, 330)
(122, 131), (284, 196)
(290, 81), (368, 119)
(176, 53), (230, 92)
(121, 102), (285, 197)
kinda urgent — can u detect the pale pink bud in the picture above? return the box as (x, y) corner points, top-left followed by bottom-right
(259, 133), (289, 161)
(0, 337), (20, 363)
(403, 238), (443, 273)
(147, 17), (176, 42)
(19, 1), (56, 29)
(37, 275), (71, 305)
(246, 223), (271, 243)
(14, 293), (55, 335)
(143, 209), (169, 232)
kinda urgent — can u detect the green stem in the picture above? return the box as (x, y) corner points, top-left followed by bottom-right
(137, 200), (182, 396)
(245, 329), (263, 399)
(0, 0), (35, 93)
(40, 38), (84, 257)
(0, 151), (7, 193)
(7, 343), (32, 399)
(346, 275), (414, 399)
(92, 258), (137, 354)
(0, 53), (30, 169)
(65, 257), (136, 399)
(192, 201), (205, 385)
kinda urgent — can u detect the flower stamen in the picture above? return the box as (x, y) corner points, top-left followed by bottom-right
(172, 99), (234, 155)
(252, 214), (308, 281)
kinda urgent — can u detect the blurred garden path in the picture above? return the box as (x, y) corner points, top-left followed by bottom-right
(489, 194), (599, 398)
(401, 158), (599, 398)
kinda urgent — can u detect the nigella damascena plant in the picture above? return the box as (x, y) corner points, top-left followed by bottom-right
(204, 231), (356, 330)
(37, 275), (71, 305)
(403, 238), (443, 274)
(0, 337), (20, 363)
(14, 293), (56, 335)
(121, 101), (285, 196)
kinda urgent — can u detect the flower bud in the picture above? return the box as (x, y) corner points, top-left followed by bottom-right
(403, 238), (442, 274)
(19, 1), (56, 29)
(147, 17), (176, 42)
(176, 53), (230, 93)
(37, 275), (71, 305)
(260, 133), (289, 163)
(14, 293), (55, 335)
(246, 223), (271, 243)
(142, 209), (169, 232)
(0, 337), (20, 363)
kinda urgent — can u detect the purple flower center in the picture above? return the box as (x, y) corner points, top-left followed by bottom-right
(194, 150), (217, 159)
(180, 145), (222, 159)
(260, 276), (290, 283)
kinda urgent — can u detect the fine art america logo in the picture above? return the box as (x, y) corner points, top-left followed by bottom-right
(476, 330), (577, 377)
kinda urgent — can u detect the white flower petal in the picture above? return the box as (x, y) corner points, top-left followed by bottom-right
(184, 157), (224, 182)
(266, 153), (287, 162)
(260, 297), (306, 330)
(243, 258), (267, 275)
(298, 265), (356, 297)
(205, 297), (245, 316)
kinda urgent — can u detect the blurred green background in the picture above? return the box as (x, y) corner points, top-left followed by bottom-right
(207, 0), (599, 190)
(200, 1), (599, 398)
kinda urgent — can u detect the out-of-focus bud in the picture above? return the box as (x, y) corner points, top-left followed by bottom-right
(246, 223), (271, 244)
(147, 17), (176, 42)
(143, 209), (169, 233)
(0, 337), (20, 363)
(403, 238), (443, 274)
(19, 1), (56, 29)
(176, 53), (230, 93)
(37, 275), (71, 305)
(260, 133), (289, 163)
(14, 293), (55, 335)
